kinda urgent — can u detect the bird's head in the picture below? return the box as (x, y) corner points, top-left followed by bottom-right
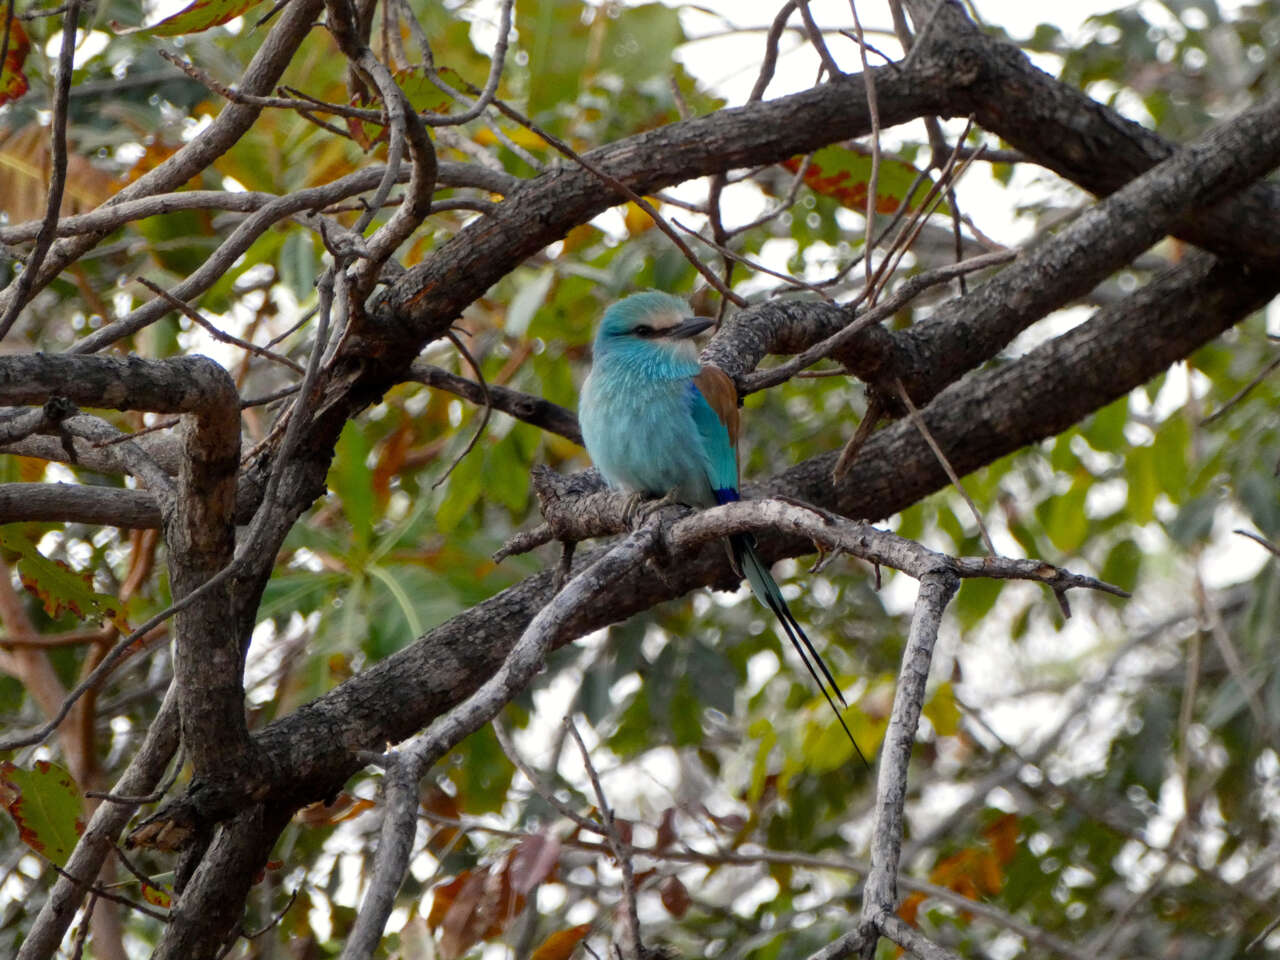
(594, 291), (713, 364)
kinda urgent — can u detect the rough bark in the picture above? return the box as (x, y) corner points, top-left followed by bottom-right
(5, 1), (1280, 955)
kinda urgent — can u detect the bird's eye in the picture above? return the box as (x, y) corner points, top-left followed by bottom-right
(633, 324), (655, 337)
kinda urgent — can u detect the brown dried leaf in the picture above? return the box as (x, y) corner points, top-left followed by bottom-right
(656, 807), (678, 850)
(659, 875), (691, 919)
(510, 830), (561, 894)
(436, 869), (488, 959)
(295, 792), (376, 827)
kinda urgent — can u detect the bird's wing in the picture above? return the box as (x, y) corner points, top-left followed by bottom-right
(690, 366), (741, 504)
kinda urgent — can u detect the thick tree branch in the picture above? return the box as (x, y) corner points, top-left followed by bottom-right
(725, 89), (1280, 408)
(131, 245), (1276, 850)
(902, 0), (1280, 268)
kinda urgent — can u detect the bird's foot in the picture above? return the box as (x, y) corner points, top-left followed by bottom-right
(625, 488), (685, 529)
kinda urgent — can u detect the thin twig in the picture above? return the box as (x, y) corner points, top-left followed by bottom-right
(48, 862), (170, 922)
(0, 0), (82, 340)
(846, 0), (881, 288)
(1195, 569), (1274, 744)
(893, 378), (996, 555)
(68, 891), (97, 960)
(1235, 528), (1280, 557)
(856, 569), (958, 960)
(672, 217), (833, 301)
(1202, 350), (1280, 423)
(479, 94), (747, 307)
(431, 330), (493, 489)
(748, 0), (800, 101)
(565, 718), (644, 960)
(797, 0), (843, 78)
(340, 527), (662, 960)
(134, 278), (305, 373)
(492, 721), (608, 837)
(87, 747), (185, 805)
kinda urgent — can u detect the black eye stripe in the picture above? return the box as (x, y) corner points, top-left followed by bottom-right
(634, 324), (655, 336)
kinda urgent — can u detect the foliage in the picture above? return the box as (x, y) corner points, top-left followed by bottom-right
(0, 1), (1277, 959)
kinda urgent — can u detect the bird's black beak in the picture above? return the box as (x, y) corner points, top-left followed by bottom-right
(666, 317), (714, 340)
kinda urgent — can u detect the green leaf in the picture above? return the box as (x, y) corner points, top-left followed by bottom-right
(1152, 415), (1191, 499)
(670, 678), (703, 747)
(0, 529), (129, 630)
(331, 423), (375, 556)
(1083, 397), (1128, 452)
(447, 725), (514, 814)
(1042, 480), (1089, 555)
(279, 230), (319, 302)
(602, 3), (684, 83)
(1100, 539), (1142, 594)
(520, 0), (591, 121)
(1127, 443), (1158, 525)
(0, 761), (84, 867)
(112, 0), (267, 36)
(1169, 493), (1217, 546)
(953, 578), (1002, 630)
(367, 564), (425, 641)
(506, 270), (556, 337)
(434, 442), (487, 534)
(687, 640), (737, 716)
(1238, 471), (1280, 536)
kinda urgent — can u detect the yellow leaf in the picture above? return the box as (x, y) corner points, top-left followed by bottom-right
(529, 923), (592, 960)
(623, 200), (656, 236)
(471, 126), (547, 150)
(922, 681), (961, 737)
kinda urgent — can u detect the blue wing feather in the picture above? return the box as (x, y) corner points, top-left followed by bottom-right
(687, 381), (739, 504)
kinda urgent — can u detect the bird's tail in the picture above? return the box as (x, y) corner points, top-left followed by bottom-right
(731, 533), (869, 767)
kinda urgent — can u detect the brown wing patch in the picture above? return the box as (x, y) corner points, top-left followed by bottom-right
(693, 366), (741, 449)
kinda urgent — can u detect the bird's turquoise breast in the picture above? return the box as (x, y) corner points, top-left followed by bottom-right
(580, 355), (716, 507)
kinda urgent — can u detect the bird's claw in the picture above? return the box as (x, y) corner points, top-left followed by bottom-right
(625, 488), (685, 529)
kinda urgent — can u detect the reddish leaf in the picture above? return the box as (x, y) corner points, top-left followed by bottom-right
(613, 818), (633, 847)
(439, 861), (527, 959)
(782, 145), (945, 216)
(0, 12), (30, 105)
(898, 890), (925, 926)
(510, 830), (561, 894)
(0, 529), (129, 630)
(371, 414), (414, 504)
(422, 783), (463, 853)
(983, 812), (1020, 865)
(251, 860), (285, 885)
(529, 923), (592, 960)
(656, 807), (678, 850)
(426, 872), (472, 931)
(659, 875), (691, 918)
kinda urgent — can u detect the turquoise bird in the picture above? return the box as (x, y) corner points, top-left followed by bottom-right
(580, 291), (865, 763)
